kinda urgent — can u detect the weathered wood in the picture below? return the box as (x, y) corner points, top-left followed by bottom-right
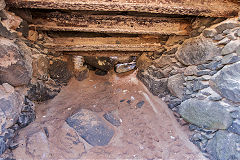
(6, 0), (240, 17)
(62, 51), (142, 57)
(30, 12), (190, 35)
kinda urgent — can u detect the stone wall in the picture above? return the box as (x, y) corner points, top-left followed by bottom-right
(138, 16), (240, 159)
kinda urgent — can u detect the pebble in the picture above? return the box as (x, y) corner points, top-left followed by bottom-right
(136, 101), (145, 108)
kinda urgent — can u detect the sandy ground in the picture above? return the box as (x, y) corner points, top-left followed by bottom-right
(13, 71), (206, 160)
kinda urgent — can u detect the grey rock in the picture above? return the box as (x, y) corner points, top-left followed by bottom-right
(18, 103), (35, 128)
(66, 109), (114, 146)
(227, 32), (237, 40)
(228, 119), (240, 135)
(222, 53), (240, 65)
(0, 83), (23, 135)
(206, 130), (240, 160)
(0, 38), (32, 87)
(136, 101), (145, 108)
(115, 62), (136, 73)
(167, 74), (184, 99)
(213, 34), (224, 41)
(215, 22), (240, 34)
(217, 37), (230, 45)
(184, 66), (198, 76)
(203, 61), (223, 71)
(0, 22), (16, 40)
(103, 111), (121, 127)
(196, 70), (211, 76)
(137, 70), (169, 97)
(0, 137), (6, 155)
(222, 29), (231, 35)
(179, 99), (232, 129)
(192, 80), (209, 92)
(221, 40), (240, 55)
(237, 29), (240, 37)
(230, 110), (240, 119)
(210, 62), (240, 103)
(202, 29), (217, 38)
(175, 36), (220, 66)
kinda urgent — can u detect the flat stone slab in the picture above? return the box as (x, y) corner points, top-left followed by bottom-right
(66, 109), (114, 146)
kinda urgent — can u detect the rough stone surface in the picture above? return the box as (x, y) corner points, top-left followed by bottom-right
(66, 109), (114, 146)
(32, 54), (49, 80)
(27, 81), (59, 102)
(49, 59), (72, 84)
(210, 62), (240, 103)
(179, 99), (232, 129)
(202, 28), (217, 38)
(175, 36), (220, 65)
(0, 38), (32, 86)
(26, 131), (50, 159)
(228, 119), (240, 135)
(215, 21), (240, 34)
(167, 74), (184, 99)
(0, 0), (5, 10)
(0, 83), (23, 135)
(221, 40), (240, 55)
(206, 130), (240, 160)
(137, 69), (169, 97)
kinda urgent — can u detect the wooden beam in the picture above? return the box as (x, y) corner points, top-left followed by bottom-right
(62, 51), (142, 57)
(6, 0), (240, 17)
(43, 37), (163, 52)
(29, 12), (190, 35)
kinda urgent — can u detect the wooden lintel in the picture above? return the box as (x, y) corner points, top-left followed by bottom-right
(6, 0), (240, 17)
(29, 13), (191, 35)
(62, 51), (143, 57)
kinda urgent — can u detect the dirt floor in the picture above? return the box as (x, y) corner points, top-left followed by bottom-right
(12, 71), (206, 160)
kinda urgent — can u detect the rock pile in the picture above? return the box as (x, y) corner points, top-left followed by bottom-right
(138, 17), (240, 159)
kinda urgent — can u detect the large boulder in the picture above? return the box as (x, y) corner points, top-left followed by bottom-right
(66, 109), (114, 146)
(0, 38), (32, 87)
(178, 99), (232, 130)
(210, 62), (240, 103)
(0, 83), (23, 136)
(175, 36), (220, 66)
(206, 130), (240, 160)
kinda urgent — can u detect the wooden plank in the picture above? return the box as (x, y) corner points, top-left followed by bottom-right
(44, 44), (162, 52)
(30, 12), (190, 35)
(45, 37), (162, 45)
(6, 0), (240, 17)
(62, 51), (142, 57)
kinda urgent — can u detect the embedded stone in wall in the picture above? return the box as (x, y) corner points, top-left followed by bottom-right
(0, 38), (31, 87)
(179, 99), (232, 130)
(136, 53), (152, 70)
(167, 74), (184, 99)
(210, 62), (240, 103)
(206, 130), (240, 160)
(74, 66), (89, 81)
(137, 68), (169, 97)
(221, 39), (240, 55)
(175, 36), (220, 66)
(32, 54), (49, 80)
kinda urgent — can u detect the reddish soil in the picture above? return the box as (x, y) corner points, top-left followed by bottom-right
(13, 71), (206, 160)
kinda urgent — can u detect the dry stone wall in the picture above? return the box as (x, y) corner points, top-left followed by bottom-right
(138, 16), (240, 160)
